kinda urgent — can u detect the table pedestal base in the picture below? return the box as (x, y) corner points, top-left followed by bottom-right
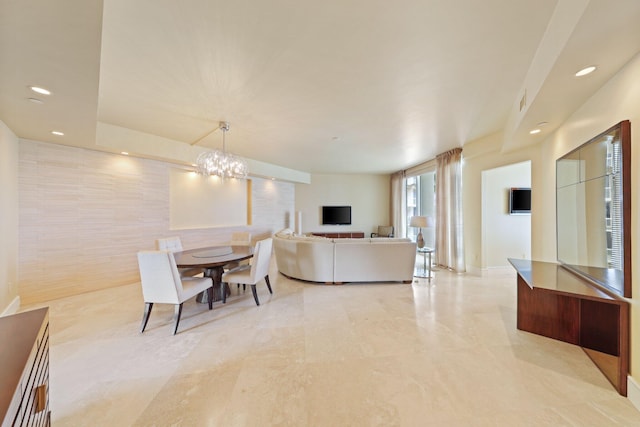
(196, 266), (229, 303)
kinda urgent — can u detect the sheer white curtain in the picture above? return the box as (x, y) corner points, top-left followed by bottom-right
(435, 148), (465, 272)
(390, 171), (406, 238)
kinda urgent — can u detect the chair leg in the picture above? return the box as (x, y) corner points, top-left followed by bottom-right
(265, 275), (273, 294)
(173, 303), (183, 335)
(251, 284), (260, 306)
(221, 282), (232, 303)
(207, 287), (213, 310)
(140, 302), (153, 333)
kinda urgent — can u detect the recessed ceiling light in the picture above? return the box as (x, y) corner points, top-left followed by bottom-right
(51, 131), (64, 136)
(530, 129), (541, 135)
(121, 152), (129, 155)
(30, 86), (51, 95)
(27, 97), (44, 104)
(575, 66), (596, 77)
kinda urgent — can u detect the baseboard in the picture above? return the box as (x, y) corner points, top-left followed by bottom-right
(627, 376), (640, 409)
(466, 265), (515, 277)
(466, 265), (483, 276)
(486, 266), (516, 276)
(1, 296), (21, 317)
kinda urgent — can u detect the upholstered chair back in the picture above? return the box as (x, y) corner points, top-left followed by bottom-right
(377, 226), (394, 237)
(137, 251), (183, 304)
(250, 238), (273, 281)
(155, 236), (184, 252)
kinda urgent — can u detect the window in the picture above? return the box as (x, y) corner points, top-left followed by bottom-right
(405, 171), (436, 246)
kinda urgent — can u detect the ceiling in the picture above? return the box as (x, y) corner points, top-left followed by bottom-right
(1, 0), (639, 176)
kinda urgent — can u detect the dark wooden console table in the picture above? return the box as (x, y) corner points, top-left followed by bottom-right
(1, 307), (50, 426)
(509, 258), (628, 396)
(311, 232), (364, 238)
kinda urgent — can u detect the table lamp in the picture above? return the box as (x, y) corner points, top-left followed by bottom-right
(409, 216), (427, 248)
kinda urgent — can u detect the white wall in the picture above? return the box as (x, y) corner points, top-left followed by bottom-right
(18, 139), (294, 305)
(295, 174), (390, 236)
(481, 161), (531, 268)
(0, 120), (19, 314)
(251, 177), (296, 230)
(462, 134), (540, 271)
(169, 169), (248, 229)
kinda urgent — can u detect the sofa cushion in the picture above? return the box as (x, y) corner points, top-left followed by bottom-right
(273, 236), (334, 282)
(334, 240), (416, 282)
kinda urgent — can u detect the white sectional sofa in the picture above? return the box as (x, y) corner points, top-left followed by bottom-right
(273, 230), (417, 284)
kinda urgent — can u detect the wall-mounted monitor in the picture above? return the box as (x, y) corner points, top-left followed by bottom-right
(322, 206), (351, 225)
(509, 188), (531, 214)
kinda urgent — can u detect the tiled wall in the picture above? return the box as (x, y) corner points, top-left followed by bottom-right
(18, 140), (294, 304)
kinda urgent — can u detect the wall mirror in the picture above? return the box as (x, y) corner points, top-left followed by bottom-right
(556, 120), (631, 298)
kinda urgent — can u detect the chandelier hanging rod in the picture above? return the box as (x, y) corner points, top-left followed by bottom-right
(190, 121), (229, 146)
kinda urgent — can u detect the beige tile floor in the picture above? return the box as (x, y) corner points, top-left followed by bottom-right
(24, 261), (640, 426)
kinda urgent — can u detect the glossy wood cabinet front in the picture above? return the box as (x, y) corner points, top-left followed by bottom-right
(1, 308), (50, 426)
(510, 259), (628, 396)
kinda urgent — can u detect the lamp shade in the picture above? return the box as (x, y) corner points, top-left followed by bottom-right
(409, 216), (427, 228)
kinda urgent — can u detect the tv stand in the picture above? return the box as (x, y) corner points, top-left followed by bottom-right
(311, 232), (364, 239)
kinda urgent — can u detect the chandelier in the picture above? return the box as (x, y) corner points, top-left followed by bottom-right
(195, 121), (248, 179)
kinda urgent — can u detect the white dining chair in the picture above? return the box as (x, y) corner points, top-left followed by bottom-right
(155, 236), (203, 277)
(222, 238), (273, 306)
(137, 250), (214, 335)
(225, 232), (252, 290)
(155, 236), (184, 252)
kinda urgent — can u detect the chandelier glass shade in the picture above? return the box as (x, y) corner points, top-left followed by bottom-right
(195, 122), (248, 179)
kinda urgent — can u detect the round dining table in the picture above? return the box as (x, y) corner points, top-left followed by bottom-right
(174, 245), (253, 303)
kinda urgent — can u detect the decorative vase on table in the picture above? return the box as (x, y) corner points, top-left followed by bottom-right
(410, 215), (428, 249)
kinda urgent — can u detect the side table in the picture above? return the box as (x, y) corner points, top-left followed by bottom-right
(415, 247), (434, 279)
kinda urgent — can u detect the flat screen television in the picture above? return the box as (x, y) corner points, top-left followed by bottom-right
(322, 206), (351, 225)
(509, 188), (531, 214)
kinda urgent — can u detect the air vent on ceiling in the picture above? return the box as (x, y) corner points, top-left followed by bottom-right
(519, 90), (527, 112)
